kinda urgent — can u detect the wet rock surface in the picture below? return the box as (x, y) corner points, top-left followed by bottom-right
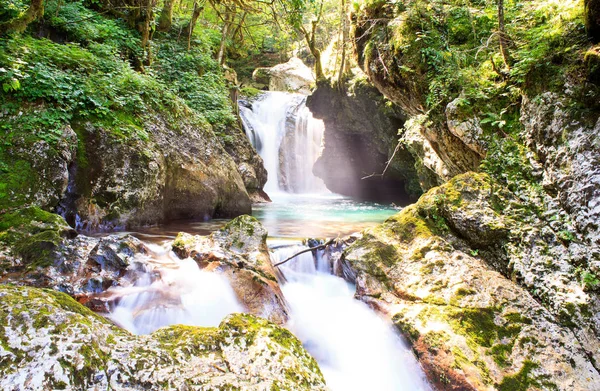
(0, 207), (151, 311)
(344, 173), (600, 391)
(68, 114), (251, 230)
(307, 79), (422, 203)
(219, 122), (269, 202)
(172, 215), (289, 324)
(0, 285), (326, 391)
(252, 57), (314, 94)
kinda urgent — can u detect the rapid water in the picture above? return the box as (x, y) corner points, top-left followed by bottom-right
(274, 244), (431, 391)
(98, 88), (430, 390)
(106, 242), (243, 335)
(240, 92), (327, 193)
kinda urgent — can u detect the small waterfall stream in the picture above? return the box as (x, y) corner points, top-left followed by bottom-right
(106, 242), (243, 335)
(239, 91), (327, 193)
(273, 244), (431, 391)
(100, 89), (430, 390)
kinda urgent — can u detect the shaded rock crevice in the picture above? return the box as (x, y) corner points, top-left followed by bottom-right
(306, 79), (422, 204)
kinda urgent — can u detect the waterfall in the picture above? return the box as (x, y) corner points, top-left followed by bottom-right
(272, 244), (431, 391)
(106, 242), (243, 335)
(239, 92), (327, 193)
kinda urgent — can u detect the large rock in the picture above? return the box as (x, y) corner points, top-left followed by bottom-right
(252, 57), (314, 95)
(2, 104), (251, 230)
(522, 92), (600, 247)
(343, 172), (600, 390)
(172, 215), (289, 324)
(67, 113), (251, 229)
(0, 285), (326, 390)
(306, 79), (422, 202)
(0, 123), (77, 212)
(0, 207), (151, 311)
(219, 123), (269, 202)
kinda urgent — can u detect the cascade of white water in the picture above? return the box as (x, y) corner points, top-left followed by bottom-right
(239, 92), (327, 193)
(272, 244), (431, 391)
(107, 242), (243, 335)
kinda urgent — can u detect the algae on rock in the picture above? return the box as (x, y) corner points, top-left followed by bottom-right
(343, 172), (600, 391)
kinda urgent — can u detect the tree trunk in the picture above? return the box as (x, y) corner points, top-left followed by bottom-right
(139, 0), (155, 65)
(158, 0), (175, 32)
(217, 8), (233, 65)
(337, 0), (348, 89)
(185, 2), (202, 49)
(586, 0), (600, 43)
(0, 0), (45, 35)
(302, 20), (325, 81)
(497, 0), (511, 69)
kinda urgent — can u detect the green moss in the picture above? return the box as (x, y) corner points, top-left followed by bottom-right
(384, 205), (435, 242)
(448, 307), (499, 348)
(240, 87), (263, 98)
(496, 360), (558, 391)
(14, 230), (62, 269)
(172, 232), (196, 253)
(0, 207), (74, 269)
(392, 311), (421, 342)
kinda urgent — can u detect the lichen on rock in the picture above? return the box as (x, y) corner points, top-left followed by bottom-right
(0, 284), (326, 390)
(343, 172), (600, 390)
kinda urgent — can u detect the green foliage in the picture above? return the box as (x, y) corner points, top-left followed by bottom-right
(0, 0), (28, 23)
(0, 0), (242, 212)
(582, 270), (600, 290)
(153, 38), (236, 126)
(360, 0), (596, 124)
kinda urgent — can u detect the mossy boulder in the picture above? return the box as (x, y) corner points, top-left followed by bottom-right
(0, 207), (152, 310)
(0, 285), (326, 390)
(67, 111), (251, 230)
(343, 172), (600, 390)
(0, 207), (76, 271)
(173, 215), (288, 324)
(0, 123), (77, 212)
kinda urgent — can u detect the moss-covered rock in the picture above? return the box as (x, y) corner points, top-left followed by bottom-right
(0, 284), (326, 390)
(343, 172), (600, 390)
(0, 208), (153, 311)
(173, 215), (288, 324)
(0, 207), (76, 271)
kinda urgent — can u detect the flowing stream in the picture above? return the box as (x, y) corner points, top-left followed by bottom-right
(103, 90), (430, 390)
(240, 91), (327, 193)
(274, 244), (430, 391)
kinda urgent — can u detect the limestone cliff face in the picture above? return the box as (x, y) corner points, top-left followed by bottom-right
(344, 173), (600, 390)
(352, 4), (482, 186)
(60, 113), (252, 230)
(307, 79), (423, 203)
(5, 108), (254, 230)
(0, 285), (326, 390)
(347, 0), (600, 388)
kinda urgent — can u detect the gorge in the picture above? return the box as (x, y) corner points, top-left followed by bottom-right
(2, 0), (600, 389)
